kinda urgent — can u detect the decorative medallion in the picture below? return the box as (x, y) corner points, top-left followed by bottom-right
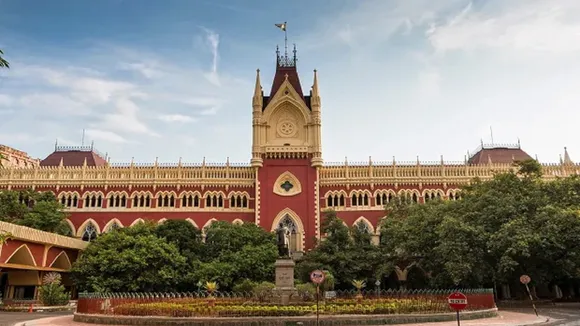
(273, 171), (302, 197)
(277, 119), (297, 138)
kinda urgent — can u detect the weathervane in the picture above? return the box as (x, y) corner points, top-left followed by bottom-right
(274, 22), (296, 67)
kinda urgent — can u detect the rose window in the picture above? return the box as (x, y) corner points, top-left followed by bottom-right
(279, 122), (294, 135)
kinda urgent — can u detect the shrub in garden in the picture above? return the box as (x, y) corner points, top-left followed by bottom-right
(232, 279), (256, 294)
(253, 281), (275, 302)
(39, 272), (69, 306)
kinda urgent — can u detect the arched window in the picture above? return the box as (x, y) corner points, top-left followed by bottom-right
(82, 222), (98, 242)
(106, 221), (121, 232)
(355, 220), (371, 234)
(279, 214), (299, 253)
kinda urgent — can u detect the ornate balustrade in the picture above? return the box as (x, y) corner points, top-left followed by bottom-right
(320, 162), (580, 186)
(0, 163), (256, 189)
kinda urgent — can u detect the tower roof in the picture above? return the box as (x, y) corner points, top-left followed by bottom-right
(41, 145), (107, 167)
(468, 143), (532, 164)
(269, 45), (304, 99)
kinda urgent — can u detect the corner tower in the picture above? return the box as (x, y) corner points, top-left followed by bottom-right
(252, 45), (322, 254)
(251, 45), (322, 168)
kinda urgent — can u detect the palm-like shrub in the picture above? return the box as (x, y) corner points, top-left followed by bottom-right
(39, 273), (69, 306)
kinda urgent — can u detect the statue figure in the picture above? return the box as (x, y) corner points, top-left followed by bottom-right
(276, 226), (291, 258)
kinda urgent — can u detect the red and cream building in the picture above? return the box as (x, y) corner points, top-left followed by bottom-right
(0, 47), (578, 254)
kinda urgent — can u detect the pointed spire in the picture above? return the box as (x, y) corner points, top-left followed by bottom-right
(564, 147), (573, 165)
(368, 156), (372, 165)
(226, 157), (230, 166)
(130, 157), (134, 166)
(560, 154), (564, 164)
(440, 155), (444, 165)
(59, 157), (64, 167)
(154, 157), (158, 167)
(178, 157), (182, 166)
(83, 157), (87, 167)
(312, 69), (319, 96)
(464, 155), (468, 164)
(54, 139), (58, 151)
(253, 69), (263, 109)
(535, 154), (539, 162)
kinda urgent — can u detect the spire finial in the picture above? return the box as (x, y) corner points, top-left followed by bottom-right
(564, 147), (572, 165)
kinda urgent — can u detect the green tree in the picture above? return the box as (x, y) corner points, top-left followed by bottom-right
(155, 219), (203, 260)
(0, 49), (8, 69)
(195, 221), (278, 289)
(0, 190), (71, 235)
(71, 225), (187, 292)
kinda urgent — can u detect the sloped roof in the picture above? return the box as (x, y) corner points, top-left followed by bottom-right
(468, 144), (532, 164)
(40, 146), (107, 167)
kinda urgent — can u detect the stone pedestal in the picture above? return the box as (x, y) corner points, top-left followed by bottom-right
(274, 258), (297, 305)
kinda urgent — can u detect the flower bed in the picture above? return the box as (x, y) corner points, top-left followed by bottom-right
(111, 298), (451, 317)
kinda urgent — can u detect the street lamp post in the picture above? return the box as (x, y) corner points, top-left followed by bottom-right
(375, 280), (381, 298)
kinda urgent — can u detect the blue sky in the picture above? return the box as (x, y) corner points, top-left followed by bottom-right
(0, 0), (579, 164)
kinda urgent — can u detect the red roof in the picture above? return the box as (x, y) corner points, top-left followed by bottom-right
(40, 147), (107, 167)
(270, 65), (304, 99)
(468, 145), (532, 164)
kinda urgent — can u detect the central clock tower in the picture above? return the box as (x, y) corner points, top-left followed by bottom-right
(251, 46), (322, 253)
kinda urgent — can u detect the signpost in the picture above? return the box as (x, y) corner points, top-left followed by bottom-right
(520, 274), (538, 317)
(447, 292), (468, 326)
(310, 270), (325, 326)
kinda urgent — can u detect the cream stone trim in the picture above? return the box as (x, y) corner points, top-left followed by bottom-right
(232, 219), (244, 225)
(203, 191), (226, 198)
(0, 221), (87, 250)
(373, 189), (397, 197)
(314, 168), (321, 241)
(65, 219), (76, 235)
(130, 218), (145, 226)
(270, 208), (305, 252)
(49, 250), (72, 269)
(76, 218), (101, 237)
(103, 218), (124, 232)
(82, 191), (105, 199)
(203, 218), (218, 231)
(422, 189), (444, 197)
(155, 191), (178, 198)
(158, 218), (167, 224)
(273, 171), (302, 197)
(130, 190), (154, 198)
(179, 190), (202, 199)
(185, 218), (199, 228)
(353, 216), (375, 234)
(58, 191), (81, 199)
(398, 189), (420, 197)
(348, 189), (372, 198)
(227, 190), (251, 198)
(6, 244), (37, 266)
(105, 191), (129, 198)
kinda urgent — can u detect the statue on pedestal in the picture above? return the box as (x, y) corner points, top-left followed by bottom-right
(276, 226), (291, 258)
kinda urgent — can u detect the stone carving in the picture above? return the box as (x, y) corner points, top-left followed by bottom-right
(277, 119), (297, 138)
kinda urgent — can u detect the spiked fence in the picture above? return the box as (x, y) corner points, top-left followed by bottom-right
(76, 288), (495, 317)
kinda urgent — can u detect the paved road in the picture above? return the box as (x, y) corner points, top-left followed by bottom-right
(507, 306), (580, 325)
(0, 311), (71, 326)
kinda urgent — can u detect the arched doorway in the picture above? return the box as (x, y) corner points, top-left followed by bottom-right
(271, 208), (304, 254)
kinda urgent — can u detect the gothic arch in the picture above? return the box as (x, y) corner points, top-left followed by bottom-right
(76, 218), (101, 237)
(105, 190), (129, 198)
(270, 208), (305, 252)
(103, 218), (124, 232)
(49, 251), (72, 270)
(6, 244), (37, 266)
(264, 80), (311, 123)
(203, 218), (218, 231)
(353, 216), (374, 234)
(185, 218), (199, 228)
(65, 219), (76, 235)
(273, 171), (302, 197)
(232, 219), (244, 225)
(130, 218), (145, 226)
(179, 190), (202, 198)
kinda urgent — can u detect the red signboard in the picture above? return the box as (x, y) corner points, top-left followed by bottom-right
(520, 274), (531, 285)
(448, 292), (468, 311)
(310, 270), (325, 284)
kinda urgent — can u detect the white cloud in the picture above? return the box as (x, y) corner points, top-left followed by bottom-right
(199, 107), (219, 116)
(427, 0), (580, 54)
(97, 98), (157, 136)
(0, 94), (13, 106)
(85, 129), (127, 143)
(158, 114), (197, 123)
(202, 28), (221, 86)
(19, 93), (91, 115)
(118, 62), (163, 79)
